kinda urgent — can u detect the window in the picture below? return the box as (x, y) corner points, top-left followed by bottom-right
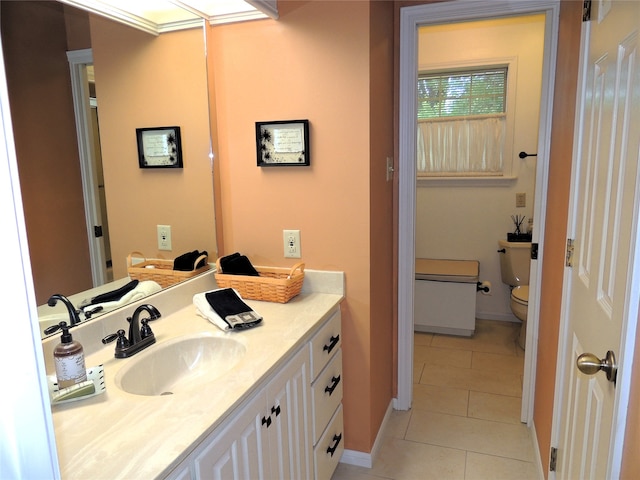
(417, 67), (508, 177)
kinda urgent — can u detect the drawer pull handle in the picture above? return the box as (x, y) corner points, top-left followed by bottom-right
(261, 416), (272, 428)
(326, 433), (343, 457)
(271, 405), (281, 417)
(323, 334), (340, 355)
(324, 375), (341, 396)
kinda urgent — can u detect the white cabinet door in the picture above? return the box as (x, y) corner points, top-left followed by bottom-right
(266, 346), (312, 480)
(191, 346), (311, 480)
(193, 392), (268, 480)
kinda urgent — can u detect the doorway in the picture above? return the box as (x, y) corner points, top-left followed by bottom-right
(397, 0), (561, 426)
(67, 49), (113, 287)
(413, 12), (545, 421)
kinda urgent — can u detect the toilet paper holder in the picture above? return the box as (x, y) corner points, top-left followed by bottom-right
(476, 281), (492, 294)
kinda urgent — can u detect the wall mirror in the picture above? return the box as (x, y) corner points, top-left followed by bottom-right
(0, 1), (231, 338)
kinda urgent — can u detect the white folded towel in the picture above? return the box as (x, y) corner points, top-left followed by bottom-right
(193, 290), (232, 331)
(193, 288), (262, 332)
(82, 280), (162, 315)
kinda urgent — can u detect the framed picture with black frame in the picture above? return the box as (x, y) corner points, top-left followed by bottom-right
(256, 119), (310, 167)
(136, 126), (183, 168)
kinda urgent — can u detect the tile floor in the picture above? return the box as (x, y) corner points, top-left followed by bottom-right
(332, 319), (539, 480)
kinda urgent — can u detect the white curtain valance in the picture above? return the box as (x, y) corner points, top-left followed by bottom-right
(417, 116), (505, 175)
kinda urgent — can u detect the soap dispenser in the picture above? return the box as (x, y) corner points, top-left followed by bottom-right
(52, 321), (87, 389)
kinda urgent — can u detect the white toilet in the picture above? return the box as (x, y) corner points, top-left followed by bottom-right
(498, 239), (531, 349)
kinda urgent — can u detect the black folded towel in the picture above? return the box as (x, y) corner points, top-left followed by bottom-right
(173, 250), (208, 271)
(219, 252), (260, 276)
(84, 279), (139, 307)
(205, 288), (262, 330)
(219, 252), (240, 269)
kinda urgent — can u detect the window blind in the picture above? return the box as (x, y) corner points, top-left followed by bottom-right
(417, 68), (507, 119)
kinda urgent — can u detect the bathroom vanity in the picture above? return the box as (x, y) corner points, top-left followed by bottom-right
(42, 269), (344, 479)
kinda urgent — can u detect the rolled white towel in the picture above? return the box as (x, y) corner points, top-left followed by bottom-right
(82, 280), (162, 315)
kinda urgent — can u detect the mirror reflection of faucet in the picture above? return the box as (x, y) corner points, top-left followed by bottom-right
(102, 304), (162, 358)
(47, 294), (82, 326)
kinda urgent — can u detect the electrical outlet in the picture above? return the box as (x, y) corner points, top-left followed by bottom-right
(157, 225), (172, 251)
(516, 192), (526, 208)
(283, 229), (301, 258)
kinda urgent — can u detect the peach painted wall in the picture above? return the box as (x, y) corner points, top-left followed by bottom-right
(369, 0), (395, 443)
(208, 0), (394, 453)
(533, 2), (582, 476)
(1, 1), (93, 304)
(62, 4), (92, 51)
(90, 18), (217, 280)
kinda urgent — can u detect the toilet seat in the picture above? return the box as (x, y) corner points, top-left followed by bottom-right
(511, 285), (529, 306)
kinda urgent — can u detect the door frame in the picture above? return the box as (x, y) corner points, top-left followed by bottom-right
(0, 35), (60, 479)
(397, 0), (561, 427)
(67, 49), (107, 287)
(549, 16), (640, 478)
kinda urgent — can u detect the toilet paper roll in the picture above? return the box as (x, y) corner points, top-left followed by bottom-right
(479, 281), (492, 295)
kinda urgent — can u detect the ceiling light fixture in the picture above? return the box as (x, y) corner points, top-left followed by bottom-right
(58, 0), (278, 35)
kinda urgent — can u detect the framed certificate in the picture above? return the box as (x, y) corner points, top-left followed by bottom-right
(256, 120), (310, 167)
(136, 126), (183, 169)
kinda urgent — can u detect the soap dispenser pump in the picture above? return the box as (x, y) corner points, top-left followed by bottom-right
(51, 321), (87, 389)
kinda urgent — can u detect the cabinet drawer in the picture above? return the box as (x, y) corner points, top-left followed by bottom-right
(314, 404), (344, 480)
(311, 349), (342, 445)
(310, 310), (341, 379)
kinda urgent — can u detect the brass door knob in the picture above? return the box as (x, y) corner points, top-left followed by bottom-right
(576, 350), (617, 384)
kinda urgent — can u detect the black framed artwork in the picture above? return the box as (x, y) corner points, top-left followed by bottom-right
(256, 120), (310, 167)
(136, 126), (183, 169)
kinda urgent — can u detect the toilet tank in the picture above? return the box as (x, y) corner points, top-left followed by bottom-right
(498, 240), (531, 286)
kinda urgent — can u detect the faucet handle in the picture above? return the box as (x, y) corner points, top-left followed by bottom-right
(140, 319), (154, 339)
(102, 329), (129, 349)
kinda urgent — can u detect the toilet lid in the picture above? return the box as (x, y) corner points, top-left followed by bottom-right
(512, 285), (529, 305)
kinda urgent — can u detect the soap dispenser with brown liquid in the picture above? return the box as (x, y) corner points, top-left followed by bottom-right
(52, 321), (87, 389)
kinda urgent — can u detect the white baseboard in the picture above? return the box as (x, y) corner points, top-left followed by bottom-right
(339, 400), (394, 469)
(476, 311), (519, 322)
(530, 420), (546, 480)
(339, 449), (372, 469)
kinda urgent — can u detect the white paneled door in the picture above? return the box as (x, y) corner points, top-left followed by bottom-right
(556, 1), (640, 478)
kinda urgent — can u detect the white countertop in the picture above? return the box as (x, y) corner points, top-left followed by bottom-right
(47, 272), (343, 479)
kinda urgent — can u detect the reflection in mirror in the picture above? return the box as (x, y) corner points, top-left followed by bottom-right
(0, 2), (217, 338)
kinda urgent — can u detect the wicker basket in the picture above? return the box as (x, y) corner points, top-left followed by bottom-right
(127, 251), (210, 289)
(214, 259), (305, 303)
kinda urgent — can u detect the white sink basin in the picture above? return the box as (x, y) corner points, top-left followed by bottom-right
(115, 333), (246, 396)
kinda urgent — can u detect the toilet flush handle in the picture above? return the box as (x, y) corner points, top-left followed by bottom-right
(497, 248), (506, 253)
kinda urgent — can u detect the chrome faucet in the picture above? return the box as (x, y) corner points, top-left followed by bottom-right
(48, 294), (82, 326)
(102, 304), (161, 358)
